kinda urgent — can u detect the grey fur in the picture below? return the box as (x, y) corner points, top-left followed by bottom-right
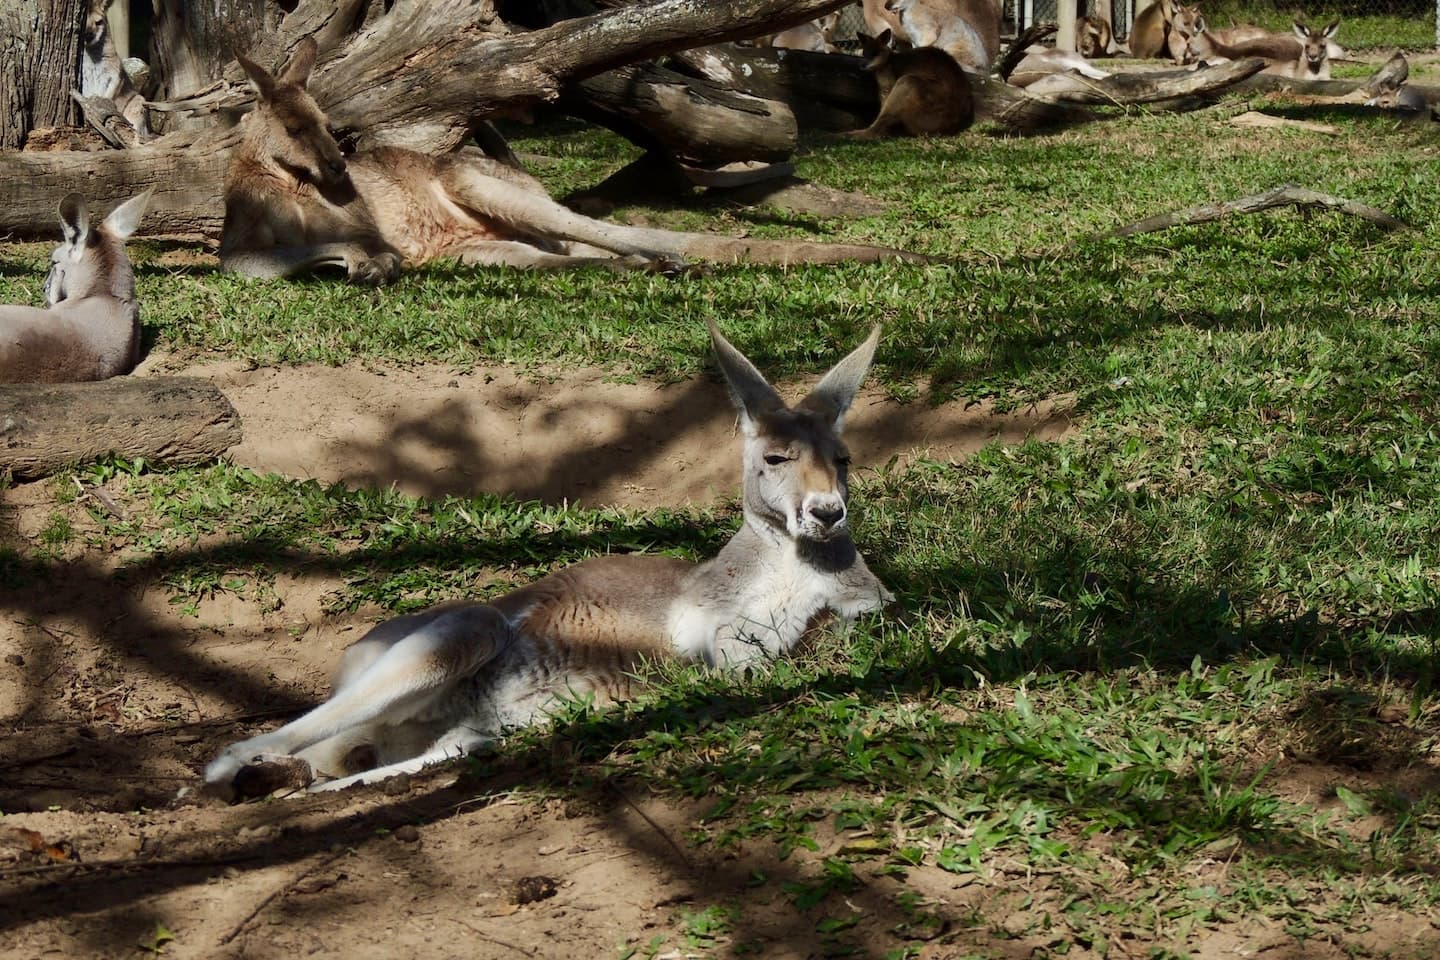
(0, 188), (153, 383)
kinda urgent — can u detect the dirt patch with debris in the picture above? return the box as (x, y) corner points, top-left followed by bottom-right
(131, 354), (1073, 507)
(3, 362), (1435, 959)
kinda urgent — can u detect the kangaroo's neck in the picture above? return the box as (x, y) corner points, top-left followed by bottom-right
(674, 514), (889, 666)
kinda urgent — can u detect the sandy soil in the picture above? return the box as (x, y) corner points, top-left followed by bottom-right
(130, 354), (1073, 508)
(3, 361), (1435, 959)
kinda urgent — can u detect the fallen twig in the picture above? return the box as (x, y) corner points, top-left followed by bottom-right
(0, 852), (262, 881)
(1111, 184), (1408, 238)
(219, 847), (350, 946)
(1228, 110), (1341, 135)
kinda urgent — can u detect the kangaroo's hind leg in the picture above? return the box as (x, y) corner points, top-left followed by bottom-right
(204, 603), (512, 800)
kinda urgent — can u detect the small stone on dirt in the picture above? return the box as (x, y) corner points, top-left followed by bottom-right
(393, 824), (421, 843)
(511, 875), (559, 905)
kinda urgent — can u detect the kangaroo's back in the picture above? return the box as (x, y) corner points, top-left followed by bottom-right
(852, 31), (973, 138)
(0, 189), (151, 384)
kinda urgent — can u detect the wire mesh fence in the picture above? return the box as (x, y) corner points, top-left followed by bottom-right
(1038, 0), (1436, 50)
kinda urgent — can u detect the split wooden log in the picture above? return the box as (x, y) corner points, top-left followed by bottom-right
(0, 377), (242, 480)
(1110, 184), (1409, 238)
(564, 62), (797, 165)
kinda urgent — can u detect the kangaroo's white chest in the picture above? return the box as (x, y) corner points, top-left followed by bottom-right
(667, 550), (872, 667)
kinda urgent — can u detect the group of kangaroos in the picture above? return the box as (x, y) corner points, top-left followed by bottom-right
(2, 29), (905, 801)
(0, 4), (1425, 799)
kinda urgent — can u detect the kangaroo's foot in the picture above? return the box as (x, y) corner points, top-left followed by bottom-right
(348, 252), (403, 285)
(207, 752), (314, 802)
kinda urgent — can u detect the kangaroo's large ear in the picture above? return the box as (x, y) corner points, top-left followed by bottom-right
(709, 321), (785, 431)
(237, 51), (276, 102)
(1292, 21), (1308, 39)
(1193, 14), (1207, 34)
(102, 185), (155, 240)
(278, 36), (319, 88)
(800, 325), (881, 430)
(1323, 19), (1340, 39)
(58, 194), (91, 248)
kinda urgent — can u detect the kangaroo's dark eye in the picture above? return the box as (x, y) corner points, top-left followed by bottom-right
(836, 456), (852, 467)
(764, 454), (791, 466)
(285, 125), (304, 137)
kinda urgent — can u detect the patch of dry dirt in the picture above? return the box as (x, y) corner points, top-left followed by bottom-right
(133, 354), (1073, 508)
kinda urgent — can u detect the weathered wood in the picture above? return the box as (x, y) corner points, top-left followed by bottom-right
(565, 62), (797, 165)
(0, 127), (236, 240)
(0, 0), (865, 239)
(1019, 58), (1269, 104)
(0, 377), (243, 480)
(0, 0), (87, 149)
(671, 45), (879, 131)
(1110, 183), (1409, 238)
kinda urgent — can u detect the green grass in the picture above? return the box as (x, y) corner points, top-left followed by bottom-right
(4, 86), (1440, 956)
(1195, 6), (1435, 50)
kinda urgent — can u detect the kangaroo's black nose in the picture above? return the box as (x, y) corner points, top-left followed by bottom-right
(809, 504), (844, 528)
(328, 159), (347, 176)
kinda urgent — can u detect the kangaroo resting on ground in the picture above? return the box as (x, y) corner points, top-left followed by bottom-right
(205, 323), (894, 798)
(0, 188), (153, 383)
(220, 38), (918, 284)
(847, 30), (973, 139)
(1186, 18), (1340, 80)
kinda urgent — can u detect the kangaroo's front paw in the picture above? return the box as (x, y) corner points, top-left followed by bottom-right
(205, 748), (313, 802)
(350, 252), (402, 285)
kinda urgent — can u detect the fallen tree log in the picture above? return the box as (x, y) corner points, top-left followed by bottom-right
(0, 0), (858, 240)
(1110, 183), (1409, 238)
(0, 377), (242, 480)
(565, 62), (797, 165)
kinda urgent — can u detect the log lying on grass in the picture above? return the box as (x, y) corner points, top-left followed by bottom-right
(0, 378), (241, 480)
(1110, 184), (1409, 238)
(0, 0), (859, 240)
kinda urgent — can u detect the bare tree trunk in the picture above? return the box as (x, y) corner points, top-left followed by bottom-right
(150, 0), (284, 131)
(0, 0), (86, 149)
(0, 378), (242, 480)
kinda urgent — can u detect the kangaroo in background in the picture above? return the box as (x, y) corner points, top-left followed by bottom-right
(884, 0), (1001, 75)
(0, 188), (153, 383)
(221, 38), (916, 283)
(848, 30), (974, 138)
(767, 12), (841, 52)
(1363, 51), (1430, 114)
(1187, 18), (1340, 80)
(80, 0), (150, 140)
(1076, 14), (1113, 58)
(205, 322), (893, 798)
(1127, 0), (1198, 62)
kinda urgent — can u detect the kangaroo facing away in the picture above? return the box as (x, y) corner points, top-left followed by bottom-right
(0, 188), (153, 383)
(205, 323), (893, 798)
(848, 30), (974, 139)
(80, 0), (150, 140)
(884, 0), (1001, 75)
(221, 38), (918, 284)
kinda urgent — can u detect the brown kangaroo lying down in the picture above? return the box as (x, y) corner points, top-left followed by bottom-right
(0, 188), (153, 383)
(221, 38), (921, 283)
(848, 30), (973, 139)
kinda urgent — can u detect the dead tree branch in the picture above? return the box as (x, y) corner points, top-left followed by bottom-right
(1111, 184), (1409, 238)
